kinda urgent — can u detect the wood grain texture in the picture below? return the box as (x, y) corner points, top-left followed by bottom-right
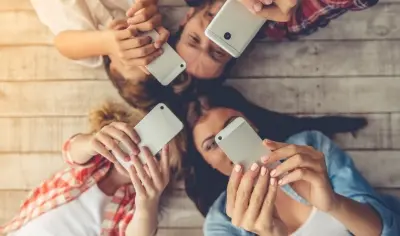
(0, 117), (89, 152)
(232, 41), (400, 77)
(2, 4), (400, 46)
(0, 47), (108, 80)
(0, 81), (123, 116)
(391, 113), (400, 148)
(1, 151), (399, 190)
(226, 78), (400, 113)
(0, 114), (394, 153)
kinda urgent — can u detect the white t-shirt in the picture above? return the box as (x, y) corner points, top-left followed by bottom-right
(291, 207), (349, 236)
(30, 0), (132, 67)
(9, 185), (112, 236)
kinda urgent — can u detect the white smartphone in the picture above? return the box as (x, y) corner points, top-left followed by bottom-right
(215, 117), (279, 171)
(205, 0), (266, 58)
(115, 103), (184, 171)
(142, 30), (186, 86)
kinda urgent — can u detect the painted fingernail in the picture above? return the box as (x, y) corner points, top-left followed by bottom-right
(234, 164), (242, 172)
(261, 166), (267, 176)
(251, 163), (259, 171)
(270, 178), (276, 186)
(270, 169), (277, 177)
(261, 155), (269, 163)
(253, 2), (262, 12)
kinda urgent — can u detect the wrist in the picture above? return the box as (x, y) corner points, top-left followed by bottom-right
(100, 30), (114, 55)
(326, 193), (344, 215)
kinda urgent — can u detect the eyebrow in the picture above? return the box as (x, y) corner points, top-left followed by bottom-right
(188, 32), (222, 64)
(201, 116), (238, 147)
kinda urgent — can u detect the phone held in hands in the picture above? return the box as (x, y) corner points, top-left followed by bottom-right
(115, 103), (184, 171)
(215, 117), (279, 170)
(205, 0), (266, 58)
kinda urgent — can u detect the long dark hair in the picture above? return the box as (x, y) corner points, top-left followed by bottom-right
(183, 85), (367, 216)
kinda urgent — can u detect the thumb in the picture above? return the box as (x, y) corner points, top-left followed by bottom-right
(262, 139), (287, 151)
(108, 19), (129, 30)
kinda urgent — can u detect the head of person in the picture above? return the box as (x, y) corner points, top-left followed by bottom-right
(89, 101), (188, 185)
(171, 0), (236, 81)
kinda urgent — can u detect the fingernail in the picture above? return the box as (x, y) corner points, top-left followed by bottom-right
(124, 156), (130, 161)
(270, 178), (276, 186)
(261, 166), (267, 176)
(250, 163), (259, 171)
(234, 164), (242, 172)
(278, 179), (284, 185)
(262, 0), (273, 4)
(154, 43), (160, 49)
(270, 169), (277, 177)
(261, 155), (269, 163)
(253, 2), (262, 12)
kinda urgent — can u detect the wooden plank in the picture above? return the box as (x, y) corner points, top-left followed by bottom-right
(1, 151), (399, 190)
(0, 117), (89, 152)
(0, 190), (204, 228)
(391, 113), (400, 149)
(0, 154), (66, 190)
(0, 46), (108, 80)
(0, 114), (393, 153)
(0, 81), (123, 116)
(0, 0), (186, 11)
(233, 41), (400, 77)
(226, 77), (400, 114)
(331, 113), (391, 149)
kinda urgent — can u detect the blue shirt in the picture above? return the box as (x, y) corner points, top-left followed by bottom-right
(204, 131), (400, 236)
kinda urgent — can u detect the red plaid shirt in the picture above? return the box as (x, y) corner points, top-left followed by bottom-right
(0, 137), (136, 236)
(186, 0), (378, 39)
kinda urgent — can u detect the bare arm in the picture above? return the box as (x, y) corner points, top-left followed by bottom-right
(54, 30), (110, 60)
(64, 133), (94, 165)
(328, 194), (382, 236)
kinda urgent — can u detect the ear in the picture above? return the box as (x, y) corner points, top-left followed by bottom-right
(180, 7), (196, 26)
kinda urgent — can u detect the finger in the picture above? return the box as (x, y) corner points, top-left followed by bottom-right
(131, 154), (155, 192)
(261, 0), (274, 5)
(278, 168), (322, 186)
(124, 48), (163, 66)
(115, 162), (129, 175)
(270, 153), (323, 178)
(264, 143), (310, 164)
(103, 125), (138, 155)
(110, 122), (141, 144)
(126, 1), (149, 17)
(240, 0), (263, 13)
(256, 5), (291, 22)
(247, 166), (270, 222)
(144, 164), (151, 177)
(262, 139), (288, 151)
(232, 163), (260, 226)
(142, 146), (163, 188)
(260, 177), (278, 220)
(226, 164), (243, 218)
(274, 0), (297, 14)
(160, 144), (170, 181)
(154, 27), (170, 49)
(91, 138), (117, 163)
(134, 14), (162, 32)
(96, 132), (126, 161)
(123, 43), (158, 60)
(127, 165), (146, 195)
(108, 19), (128, 30)
(117, 27), (138, 40)
(119, 36), (153, 50)
(139, 66), (151, 75)
(127, 5), (158, 25)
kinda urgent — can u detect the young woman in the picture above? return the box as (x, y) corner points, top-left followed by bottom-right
(182, 89), (400, 235)
(0, 102), (186, 236)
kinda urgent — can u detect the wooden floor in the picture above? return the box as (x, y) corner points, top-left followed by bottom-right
(0, 0), (399, 235)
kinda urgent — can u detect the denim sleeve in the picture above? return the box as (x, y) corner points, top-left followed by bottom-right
(301, 131), (400, 236)
(203, 192), (256, 236)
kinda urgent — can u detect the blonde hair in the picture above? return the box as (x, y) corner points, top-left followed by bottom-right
(88, 101), (187, 185)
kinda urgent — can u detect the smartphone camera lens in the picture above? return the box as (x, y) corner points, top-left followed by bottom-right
(224, 32), (231, 40)
(218, 136), (222, 140)
(160, 106), (164, 110)
(180, 64), (184, 68)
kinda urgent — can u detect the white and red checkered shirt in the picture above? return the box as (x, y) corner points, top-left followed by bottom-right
(0, 137), (136, 236)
